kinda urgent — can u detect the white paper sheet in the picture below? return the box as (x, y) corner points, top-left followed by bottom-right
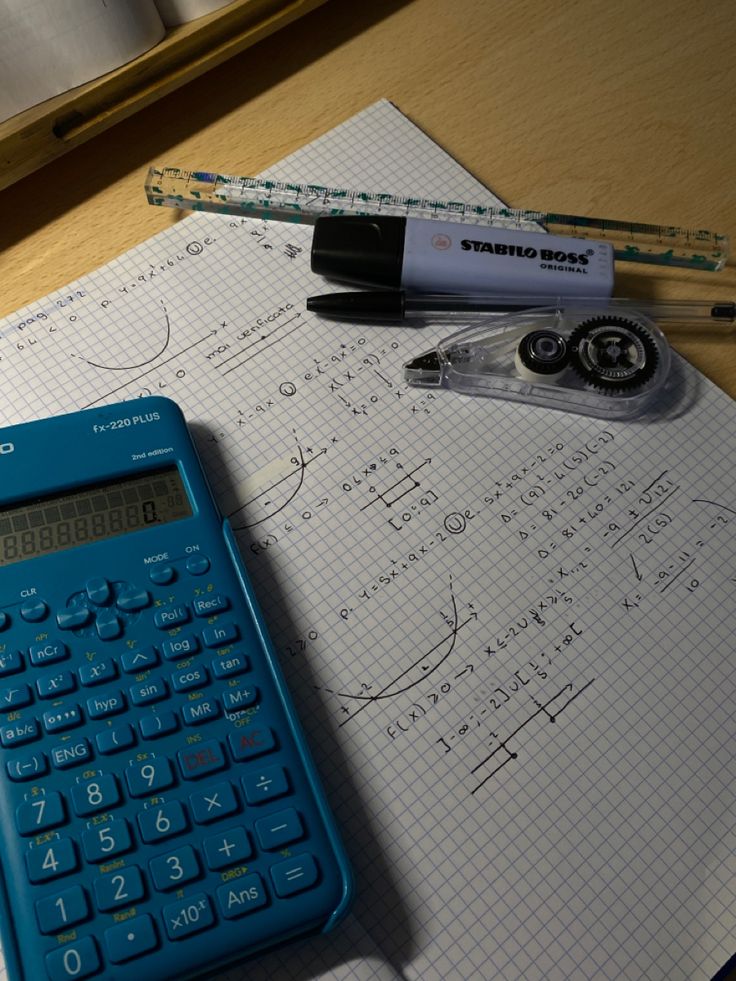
(0, 101), (733, 981)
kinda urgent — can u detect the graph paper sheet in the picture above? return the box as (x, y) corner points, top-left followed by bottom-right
(0, 100), (734, 981)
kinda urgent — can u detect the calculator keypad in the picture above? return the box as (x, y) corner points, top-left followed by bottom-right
(0, 555), (345, 980)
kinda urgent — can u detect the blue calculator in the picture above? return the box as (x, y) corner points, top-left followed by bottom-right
(0, 397), (352, 980)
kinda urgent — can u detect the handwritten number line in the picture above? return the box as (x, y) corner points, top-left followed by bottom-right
(359, 459), (432, 511)
(215, 313), (301, 368)
(220, 316), (303, 376)
(470, 679), (596, 794)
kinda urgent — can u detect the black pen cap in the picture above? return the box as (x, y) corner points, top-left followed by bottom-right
(306, 290), (405, 321)
(310, 215), (406, 288)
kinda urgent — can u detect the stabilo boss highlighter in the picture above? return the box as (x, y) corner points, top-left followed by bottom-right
(310, 215), (615, 297)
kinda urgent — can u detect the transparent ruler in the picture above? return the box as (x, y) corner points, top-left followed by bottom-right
(145, 166), (729, 272)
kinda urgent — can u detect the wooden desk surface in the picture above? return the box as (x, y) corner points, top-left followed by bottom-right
(1, 0), (735, 395)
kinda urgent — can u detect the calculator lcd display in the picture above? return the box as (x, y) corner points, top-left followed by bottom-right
(0, 465), (192, 566)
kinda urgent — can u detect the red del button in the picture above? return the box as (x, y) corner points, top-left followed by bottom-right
(177, 739), (227, 780)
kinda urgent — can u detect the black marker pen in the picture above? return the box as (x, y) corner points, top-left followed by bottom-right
(310, 215), (615, 297)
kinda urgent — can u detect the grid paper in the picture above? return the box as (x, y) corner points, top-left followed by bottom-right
(0, 99), (734, 981)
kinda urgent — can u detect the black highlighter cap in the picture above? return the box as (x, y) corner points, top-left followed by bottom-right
(310, 215), (406, 288)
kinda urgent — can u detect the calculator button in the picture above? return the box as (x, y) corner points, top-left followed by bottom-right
(78, 658), (117, 687)
(160, 635), (199, 661)
(116, 587), (151, 612)
(16, 790), (66, 835)
(242, 766), (290, 805)
(125, 757), (175, 796)
(96, 723), (136, 755)
(82, 818), (133, 862)
(270, 853), (319, 897)
(178, 739), (227, 780)
(19, 599), (48, 622)
(222, 685), (259, 713)
(171, 665), (208, 692)
(129, 676), (168, 706)
(86, 690), (125, 719)
(0, 611), (10, 631)
(0, 683), (33, 711)
(1, 718), (40, 748)
(51, 738), (92, 770)
(181, 698), (220, 726)
(43, 704), (83, 734)
(7, 751), (47, 781)
(203, 826), (252, 870)
(185, 555), (210, 576)
(94, 866), (145, 912)
(29, 641), (68, 667)
(228, 726), (276, 761)
(138, 800), (188, 844)
(189, 780), (238, 824)
(121, 647), (158, 673)
(211, 651), (249, 679)
(193, 595), (229, 617)
(154, 604), (190, 629)
(105, 913), (158, 963)
(139, 711), (178, 740)
(96, 615), (123, 640)
(86, 578), (112, 605)
(0, 649), (22, 676)
(71, 774), (120, 816)
(254, 808), (304, 850)
(202, 622), (238, 648)
(45, 936), (100, 980)
(56, 608), (92, 630)
(36, 884), (89, 933)
(26, 837), (78, 883)
(163, 892), (214, 940)
(37, 670), (76, 699)
(150, 844), (200, 891)
(215, 873), (267, 919)
(149, 563), (176, 585)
